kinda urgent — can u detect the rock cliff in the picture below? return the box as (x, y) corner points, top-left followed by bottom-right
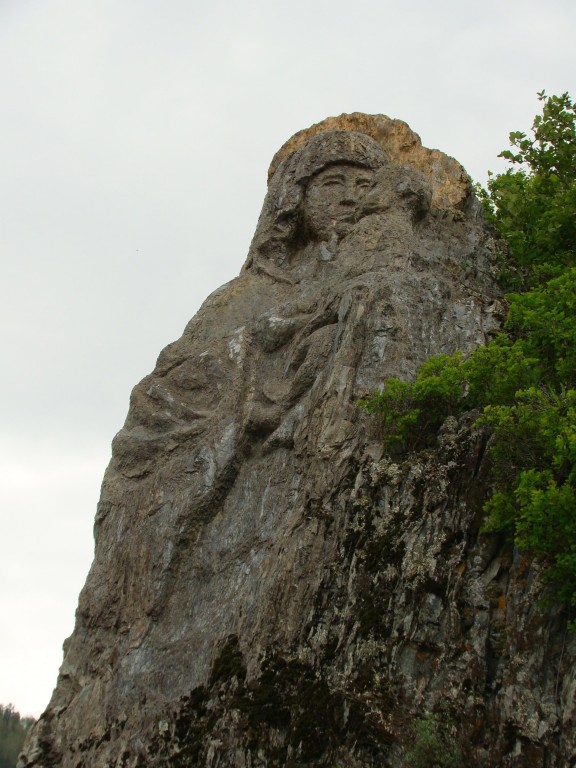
(20, 115), (576, 767)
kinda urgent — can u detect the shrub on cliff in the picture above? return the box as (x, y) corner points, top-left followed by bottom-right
(403, 710), (464, 768)
(359, 92), (576, 626)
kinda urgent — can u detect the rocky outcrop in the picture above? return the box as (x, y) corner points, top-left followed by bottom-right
(20, 117), (575, 768)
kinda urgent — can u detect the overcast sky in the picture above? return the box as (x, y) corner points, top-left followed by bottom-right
(1, 0), (575, 718)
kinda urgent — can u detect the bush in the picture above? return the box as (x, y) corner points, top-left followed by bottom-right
(403, 711), (464, 768)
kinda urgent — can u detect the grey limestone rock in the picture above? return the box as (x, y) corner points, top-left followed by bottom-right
(20, 115), (575, 768)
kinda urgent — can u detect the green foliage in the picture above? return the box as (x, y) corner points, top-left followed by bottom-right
(357, 354), (467, 450)
(477, 91), (576, 289)
(506, 269), (576, 386)
(358, 378), (421, 449)
(359, 92), (576, 624)
(403, 711), (464, 768)
(480, 385), (576, 616)
(0, 704), (35, 768)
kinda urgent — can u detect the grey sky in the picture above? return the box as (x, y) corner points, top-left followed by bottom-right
(1, 0), (575, 717)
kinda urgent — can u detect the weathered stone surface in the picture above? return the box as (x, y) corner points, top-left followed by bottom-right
(267, 113), (471, 211)
(20, 117), (575, 768)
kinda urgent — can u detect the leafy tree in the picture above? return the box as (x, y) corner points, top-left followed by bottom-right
(478, 91), (576, 289)
(0, 704), (35, 768)
(359, 92), (576, 625)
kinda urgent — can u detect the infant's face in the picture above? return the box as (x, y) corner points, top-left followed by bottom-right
(302, 164), (374, 241)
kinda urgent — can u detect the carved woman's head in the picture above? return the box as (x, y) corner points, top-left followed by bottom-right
(244, 130), (388, 269)
(301, 163), (376, 242)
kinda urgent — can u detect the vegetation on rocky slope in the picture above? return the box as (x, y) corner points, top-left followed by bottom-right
(0, 705), (35, 768)
(360, 92), (576, 626)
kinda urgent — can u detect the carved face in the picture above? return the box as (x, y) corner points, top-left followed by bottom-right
(302, 163), (374, 242)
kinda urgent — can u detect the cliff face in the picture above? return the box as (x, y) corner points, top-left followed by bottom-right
(21, 116), (576, 768)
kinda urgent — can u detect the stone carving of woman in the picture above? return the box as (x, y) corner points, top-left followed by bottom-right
(245, 130), (389, 275)
(19, 121), (503, 768)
